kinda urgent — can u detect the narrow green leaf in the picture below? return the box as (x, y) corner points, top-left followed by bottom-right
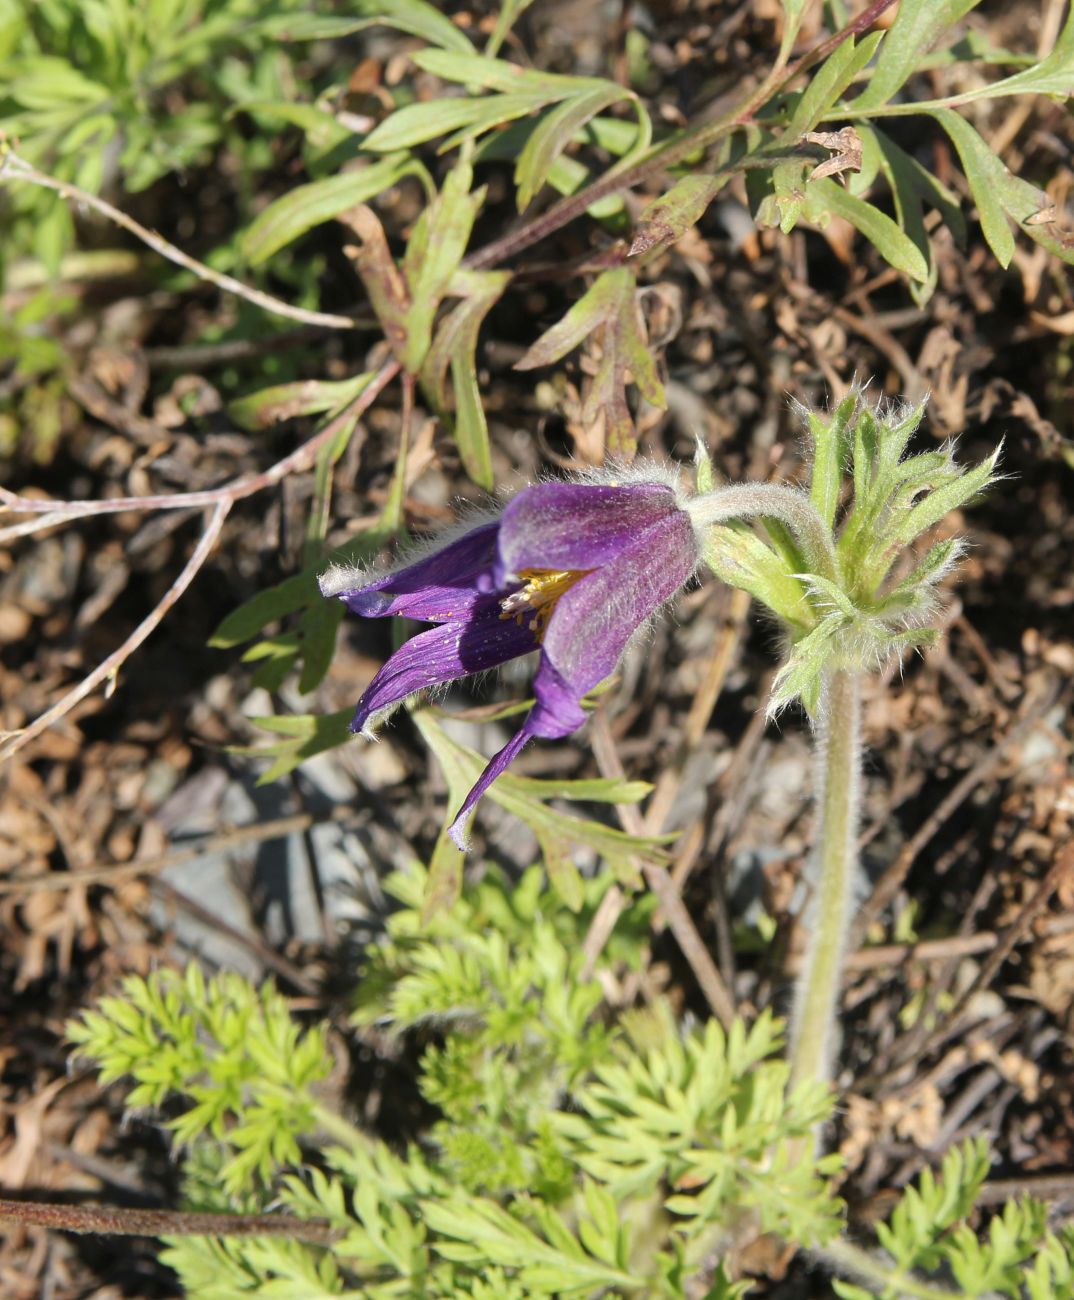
(505, 774), (652, 803)
(240, 155), (414, 264)
(420, 270), (507, 490)
(851, 0), (981, 110)
(787, 30), (884, 135)
(535, 833), (585, 912)
(262, 1), (475, 54)
(808, 393), (857, 530)
(948, 4), (1074, 101)
(778, 0), (810, 63)
(363, 94), (544, 152)
(485, 0), (539, 56)
(413, 49), (598, 97)
(234, 101), (355, 155)
(929, 108), (1015, 266)
(629, 173), (726, 257)
(803, 177), (929, 281)
(515, 84), (630, 211)
(402, 162), (486, 373)
(860, 124), (966, 302)
(412, 710), (673, 895)
(515, 271), (623, 370)
(233, 709), (354, 785)
(895, 447), (999, 543)
(210, 574), (313, 648)
(229, 374), (373, 431)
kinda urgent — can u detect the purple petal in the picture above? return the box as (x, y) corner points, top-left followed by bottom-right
(324, 522), (500, 622)
(447, 725), (533, 849)
(529, 509), (698, 739)
(496, 482), (682, 582)
(351, 604), (537, 732)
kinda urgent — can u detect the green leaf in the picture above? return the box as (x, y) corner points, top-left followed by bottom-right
(702, 523), (812, 630)
(234, 101), (355, 157)
(363, 93), (545, 151)
(210, 573), (314, 649)
(240, 155), (415, 265)
(421, 269), (510, 490)
(412, 710), (674, 907)
(425, 1193), (638, 1292)
(516, 267), (663, 457)
(515, 271), (624, 369)
(412, 50), (599, 97)
(10, 56), (109, 108)
(629, 173), (726, 258)
(929, 108), (1015, 266)
(851, 0), (981, 110)
(931, 109), (1074, 269)
(769, 617), (841, 715)
(233, 709), (354, 784)
(402, 161), (486, 373)
(485, 0), (539, 56)
(858, 124), (966, 304)
(515, 84), (633, 211)
(803, 177), (929, 281)
(229, 373), (374, 432)
(948, 4), (1074, 102)
(778, 0), (811, 63)
(787, 30), (884, 135)
(894, 445), (1000, 543)
(262, 0), (474, 54)
(807, 393), (857, 530)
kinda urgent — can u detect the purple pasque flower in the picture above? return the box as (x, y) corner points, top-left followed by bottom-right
(320, 473), (702, 847)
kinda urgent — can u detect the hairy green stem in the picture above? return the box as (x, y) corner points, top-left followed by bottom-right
(789, 669), (862, 1110)
(689, 484), (838, 580)
(819, 1238), (1001, 1300)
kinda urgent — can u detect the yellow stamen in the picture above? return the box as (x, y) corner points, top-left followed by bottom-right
(500, 568), (590, 641)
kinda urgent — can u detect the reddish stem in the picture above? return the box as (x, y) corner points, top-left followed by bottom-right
(0, 1197), (342, 1244)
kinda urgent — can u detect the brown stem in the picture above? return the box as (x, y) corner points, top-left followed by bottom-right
(463, 0), (898, 272)
(0, 150), (359, 331)
(0, 361), (400, 761)
(0, 1197), (342, 1244)
(0, 361), (400, 529)
(0, 500), (231, 763)
(586, 711), (737, 1028)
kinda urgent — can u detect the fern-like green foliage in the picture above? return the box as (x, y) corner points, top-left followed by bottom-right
(68, 872), (1074, 1297)
(66, 964), (331, 1196)
(833, 1138), (1074, 1300)
(64, 869), (831, 1297)
(0, 0), (312, 272)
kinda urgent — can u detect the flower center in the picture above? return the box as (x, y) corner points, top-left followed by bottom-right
(500, 568), (590, 641)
